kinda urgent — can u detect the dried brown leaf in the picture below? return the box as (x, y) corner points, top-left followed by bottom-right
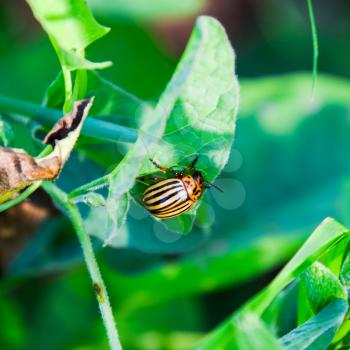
(0, 97), (93, 203)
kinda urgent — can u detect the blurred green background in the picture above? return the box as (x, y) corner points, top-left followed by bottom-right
(1, 0), (350, 349)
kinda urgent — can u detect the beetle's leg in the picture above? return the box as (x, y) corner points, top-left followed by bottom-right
(183, 156), (199, 171)
(149, 158), (177, 175)
(176, 156), (199, 177)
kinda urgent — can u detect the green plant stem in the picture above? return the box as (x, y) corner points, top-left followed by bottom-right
(306, 0), (319, 96)
(69, 173), (111, 199)
(43, 182), (122, 350)
(73, 69), (88, 101)
(62, 66), (73, 113)
(0, 94), (138, 143)
(0, 181), (42, 213)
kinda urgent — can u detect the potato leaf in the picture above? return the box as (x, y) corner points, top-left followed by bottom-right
(196, 218), (349, 349)
(301, 261), (347, 314)
(280, 298), (348, 350)
(26, 0), (111, 70)
(234, 313), (283, 350)
(101, 15), (239, 244)
(139, 16), (239, 233)
(340, 252), (350, 287)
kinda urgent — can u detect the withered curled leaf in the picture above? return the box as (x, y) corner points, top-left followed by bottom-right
(0, 97), (94, 204)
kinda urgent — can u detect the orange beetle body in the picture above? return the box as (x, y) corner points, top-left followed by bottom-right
(140, 156), (205, 219)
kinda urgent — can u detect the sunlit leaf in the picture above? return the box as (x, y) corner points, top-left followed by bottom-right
(137, 16), (239, 233)
(301, 261), (347, 314)
(280, 299), (348, 350)
(196, 218), (349, 349)
(44, 71), (147, 130)
(340, 252), (350, 287)
(234, 313), (283, 350)
(26, 0), (111, 70)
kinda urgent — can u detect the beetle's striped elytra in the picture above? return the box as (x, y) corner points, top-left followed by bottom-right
(143, 178), (196, 219)
(140, 157), (221, 219)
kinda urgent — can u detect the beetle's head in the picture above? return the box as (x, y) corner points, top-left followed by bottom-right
(193, 170), (204, 185)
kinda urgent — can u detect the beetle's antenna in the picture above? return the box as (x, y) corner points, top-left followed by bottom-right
(205, 182), (224, 192)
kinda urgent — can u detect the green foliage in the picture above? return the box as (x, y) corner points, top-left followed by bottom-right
(196, 218), (349, 349)
(301, 262), (347, 314)
(26, 0), (111, 70)
(340, 253), (350, 287)
(280, 299), (348, 350)
(104, 15), (238, 238)
(26, 0), (112, 112)
(59, 16), (238, 244)
(234, 313), (284, 350)
(2, 0), (350, 349)
(45, 70), (146, 128)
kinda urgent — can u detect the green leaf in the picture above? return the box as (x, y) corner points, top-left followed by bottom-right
(234, 313), (283, 350)
(44, 71), (147, 129)
(297, 280), (314, 326)
(87, 16), (238, 244)
(26, 0), (111, 112)
(58, 51), (112, 71)
(42, 70), (147, 247)
(247, 218), (349, 312)
(301, 261), (347, 314)
(318, 236), (349, 277)
(89, 0), (206, 20)
(263, 282), (299, 337)
(245, 218), (348, 316)
(196, 218), (349, 349)
(280, 298), (348, 350)
(40, 70), (350, 254)
(340, 252), (350, 287)
(141, 15), (238, 234)
(26, 0), (110, 70)
(86, 73), (350, 254)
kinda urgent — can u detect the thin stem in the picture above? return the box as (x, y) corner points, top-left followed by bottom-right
(69, 173), (111, 199)
(0, 181), (42, 213)
(306, 0), (319, 97)
(0, 94), (138, 143)
(49, 35), (73, 114)
(62, 66), (73, 113)
(43, 182), (122, 350)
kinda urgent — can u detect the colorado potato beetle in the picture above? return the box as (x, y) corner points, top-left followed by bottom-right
(140, 157), (222, 219)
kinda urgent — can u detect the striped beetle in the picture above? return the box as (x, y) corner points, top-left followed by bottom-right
(140, 157), (222, 219)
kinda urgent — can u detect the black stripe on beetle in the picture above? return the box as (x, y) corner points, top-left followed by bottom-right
(139, 158), (210, 219)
